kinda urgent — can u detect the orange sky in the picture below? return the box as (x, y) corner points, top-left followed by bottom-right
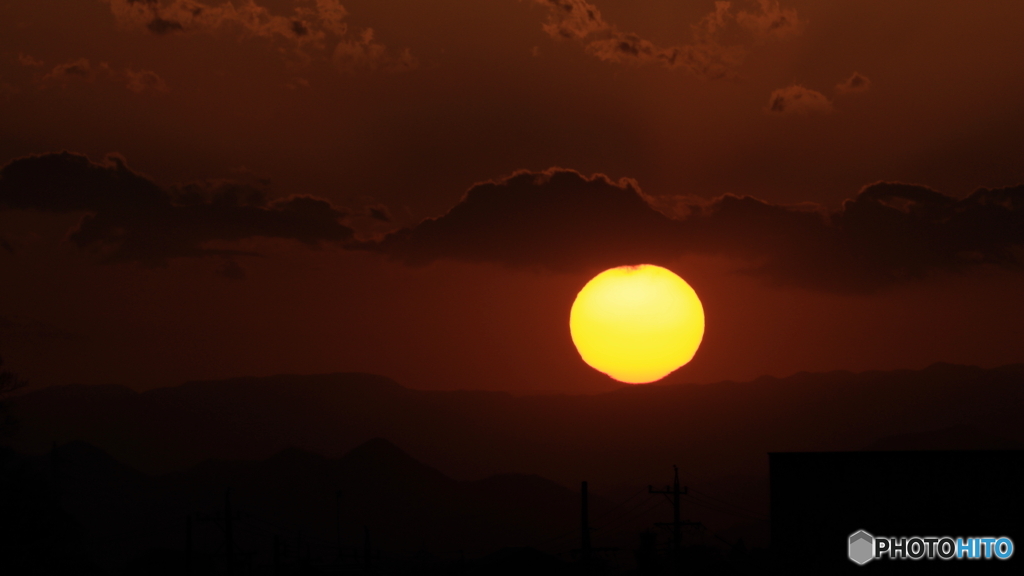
(2, 0), (1024, 392)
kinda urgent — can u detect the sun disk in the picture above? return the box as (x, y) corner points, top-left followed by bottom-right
(569, 264), (705, 384)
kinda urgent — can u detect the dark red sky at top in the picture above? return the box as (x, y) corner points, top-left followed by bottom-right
(1, 0), (1023, 394)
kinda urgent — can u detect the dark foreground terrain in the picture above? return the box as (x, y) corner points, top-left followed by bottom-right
(3, 363), (1022, 573)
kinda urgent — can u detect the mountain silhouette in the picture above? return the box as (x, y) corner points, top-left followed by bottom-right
(7, 362), (1024, 555)
(11, 364), (1023, 483)
(6, 437), (615, 574)
(863, 423), (1024, 451)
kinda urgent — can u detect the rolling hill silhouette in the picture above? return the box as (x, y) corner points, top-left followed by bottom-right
(6, 363), (1023, 550)
(864, 423), (1024, 451)
(7, 437), (607, 574)
(6, 364), (1022, 572)
(10, 364), (1023, 487)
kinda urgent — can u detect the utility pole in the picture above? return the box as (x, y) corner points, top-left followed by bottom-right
(50, 441), (60, 509)
(195, 488), (242, 575)
(649, 465), (699, 571)
(364, 525), (372, 570)
(581, 481), (592, 563)
(273, 534), (282, 576)
(225, 488), (235, 576)
(336, 490), (343, 560)
(186, 515), (193, 576)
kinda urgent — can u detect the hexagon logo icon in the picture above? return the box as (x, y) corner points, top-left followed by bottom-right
(849, 530), (874, 565)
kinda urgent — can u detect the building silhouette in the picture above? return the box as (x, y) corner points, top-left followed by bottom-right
(770, 450), (1024, 573)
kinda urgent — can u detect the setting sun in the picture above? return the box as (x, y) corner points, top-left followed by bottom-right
(570, 265), (705, 384)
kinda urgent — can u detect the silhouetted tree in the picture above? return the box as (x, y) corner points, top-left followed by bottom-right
(0, 354), (27, 438)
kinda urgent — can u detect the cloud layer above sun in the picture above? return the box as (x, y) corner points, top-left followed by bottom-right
(4, 153), (1022, 292)
(0, 152), (353, 265)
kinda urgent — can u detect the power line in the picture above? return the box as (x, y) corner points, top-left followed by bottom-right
(649, 465), (702, 571)
(683, 493), (769, 522)
(591, 494), (659, 533)
(687, 487), (769, 520)
(592, 497), (666, 541)
(536, 484), (654, 549)
(589, 486), (648, 522)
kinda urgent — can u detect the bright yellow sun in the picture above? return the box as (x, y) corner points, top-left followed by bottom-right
(569, 264), (705, 384)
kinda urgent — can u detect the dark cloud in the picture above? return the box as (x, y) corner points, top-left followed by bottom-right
(536, 0), (610, 41)
(103, 0), (415, 74)
(36, 59), (166, 94)
(768, 85), (833, 114)
(43, 58), (99, 82)
(125, 68), (168, 93)
(17, 53), (45, 68)
(367, 205), (392, 222)
(735, 0), (803, 40)
(0, 315), (81, 343)
(333, 29), (417, 74)
(0, 152), (354, 266)
(836, 72), (871, 94)
(147, 16), (183, 35)
(829, 182), (1024, 282)
(534, 0), (802, 79)
(368, 168), (1024, 292)
(216, 258), (247, 280)
(368, 169), (679, 273)
(5, 154), (1021, 291)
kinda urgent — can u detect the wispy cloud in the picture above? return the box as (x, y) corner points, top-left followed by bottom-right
(533, 0), (803, 79)
(836, 71), (871, 95)
(43, 58), (104, 82)
(17, 53), (45, 68)
(768, 72), (871, 115)
(125, 68), (168, 93)
(36, 57), (168, 94)
(767, 85), (833, 114)
(103, 0), (416, 73)
(333, 29), (416, 74)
